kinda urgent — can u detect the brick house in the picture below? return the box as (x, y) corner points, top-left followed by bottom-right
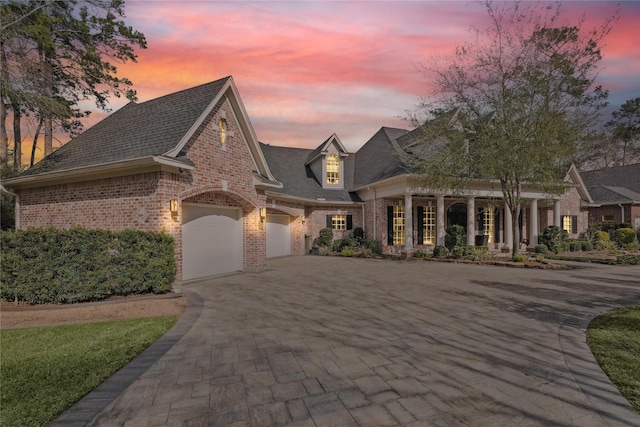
(581, 163), (640, 230)
(3, 77), (592, 284)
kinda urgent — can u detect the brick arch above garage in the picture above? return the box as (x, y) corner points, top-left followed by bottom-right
(180, 185), (258, 213)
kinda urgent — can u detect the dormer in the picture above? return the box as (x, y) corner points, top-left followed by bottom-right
(305, 134), (349, 189)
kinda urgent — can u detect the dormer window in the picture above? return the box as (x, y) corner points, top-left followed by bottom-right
(326, 153), (340, 185)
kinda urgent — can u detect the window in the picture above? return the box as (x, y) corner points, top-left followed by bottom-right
(422, 206), (435, 244)
(602, 215), (614, 222)
(562, 215), (577, 234)
(326, 214), (352, 230)
(219, 119), (227, 144)
(387, 205), (405, 245)
(483, 209), (495, 243)
(326, 154), (340, 185)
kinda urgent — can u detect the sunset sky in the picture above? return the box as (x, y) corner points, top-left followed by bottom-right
(71, 1), (640, 153)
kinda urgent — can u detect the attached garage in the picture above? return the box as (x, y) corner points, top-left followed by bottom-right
(266, 214), (291, 258)
(182, 204), (242, 281)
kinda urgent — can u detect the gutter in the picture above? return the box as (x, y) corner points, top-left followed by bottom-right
(0, 184), (19, 228)
(264, 191), (363, 206)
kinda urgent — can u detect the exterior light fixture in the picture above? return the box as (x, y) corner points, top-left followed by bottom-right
(301, 215), (306, 224)
(260, 207), (266, 222)
(169, 199), (178, 216)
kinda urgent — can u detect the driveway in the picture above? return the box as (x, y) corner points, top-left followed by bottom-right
(53, 257), (640, 426)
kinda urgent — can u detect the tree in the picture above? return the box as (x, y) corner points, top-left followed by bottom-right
(604, 97), (640, 166)
(0, 0), (146, 171)
(410, 1), (613, 255)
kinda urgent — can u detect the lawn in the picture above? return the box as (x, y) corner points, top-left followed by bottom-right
(587, 304), (640, 413)
(0, 318), (176, 427)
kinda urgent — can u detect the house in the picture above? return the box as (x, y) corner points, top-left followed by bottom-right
(2, 77), (590, 285)
(581, 163), (640, 229)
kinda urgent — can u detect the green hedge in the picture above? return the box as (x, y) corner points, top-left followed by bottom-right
(0, 228), (176, 304)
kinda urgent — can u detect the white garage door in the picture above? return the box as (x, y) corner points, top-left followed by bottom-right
(182, 204), (242, 281)
(266, 214), (291, 258)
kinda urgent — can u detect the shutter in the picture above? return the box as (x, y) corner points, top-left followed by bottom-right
(478, 208), (483, 233)
(572, 215), (578, 234)
(346, 215), (353, 230)
(417, 206), (424, 244)
(387, 206), (394, 246)
(495, 209), (500, 243)
(326, 215), (332, 229)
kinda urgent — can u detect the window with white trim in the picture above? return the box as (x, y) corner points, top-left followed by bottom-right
(393, 205), (405, 245)
(332, 214), (347, 230)
(326, 154), (340, 185)
(423, 206), (435, 244)
(483, 209), (495, 243)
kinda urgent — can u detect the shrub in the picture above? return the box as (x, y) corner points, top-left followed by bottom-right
(361, 239), (380, 253)
(318, 228), (333, 246)
(0, 228), (175, 304)
(433, 245), (447, 257)
(595, 230), (610, 242)
(624, 242), (640, 251)
(595, 239), (619, 252)
(535, 254), (545, 262)
(445, 225), (465, 251)
(568, 240), (582, 252)
(535, 244), (548, 254)
(581, 241), (594, 251)
(413, 249), (429, 258)
(512, 253), (526, 262)
(469, 246), (490, 261)
(614, 228), (636, 246)
(341, 247), (355, 257)
(360, 246), (374, 258)
(452, 246), (465, 259)
(317, 245), (332, 256)
(352, 227), (365, 241)
(616, 254), (640, 265)
(539, 226), (568, 253)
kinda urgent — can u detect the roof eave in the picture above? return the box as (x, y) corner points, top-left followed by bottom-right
(265, 191), (363, 205)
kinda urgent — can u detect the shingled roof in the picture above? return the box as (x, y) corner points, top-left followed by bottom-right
(17, 77), (231, 177)
(261, 143), (361, 203)
(352, 127), (409, 189)
(581, 163), (640, 204)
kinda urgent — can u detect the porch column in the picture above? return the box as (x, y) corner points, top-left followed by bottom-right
(404, 193), (414, 252)
(504, 202), (513, 248)
(436, 194), (445, 246)
(554, 200), (561, 227)
(467, 196), (475, 246)
(529, 199), (538, 247)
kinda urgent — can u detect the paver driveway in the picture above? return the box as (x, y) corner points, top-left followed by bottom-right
(55, 256), (640, 426)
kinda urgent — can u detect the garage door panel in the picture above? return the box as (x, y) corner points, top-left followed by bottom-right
(266, 214), (291, 258)
(182, 205), (242, 280)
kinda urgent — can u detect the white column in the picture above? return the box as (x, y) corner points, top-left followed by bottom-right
(404, 193), (413, 252)
(504, 202), (513, 248)
(554, 200), (561, 227)
(436, 194), (445, 247)
(529, 199), (538, 247)
(467, 196), (475, 246)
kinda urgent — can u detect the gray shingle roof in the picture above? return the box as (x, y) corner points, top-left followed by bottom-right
(352, 127), (408, 188)
(18, 77), (231, 177)
(261, 143), (361, 203)
(581, 163), (640, 204)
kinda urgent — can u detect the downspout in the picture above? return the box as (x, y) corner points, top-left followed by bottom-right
(0, 184), (20, 229)
(618, 203), (625, 223)
(367, 186), (377, 240)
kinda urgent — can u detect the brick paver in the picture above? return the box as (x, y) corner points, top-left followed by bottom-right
(53, 257), (640, 426)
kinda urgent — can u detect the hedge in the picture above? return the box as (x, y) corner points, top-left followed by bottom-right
(0, 228), (176, 304)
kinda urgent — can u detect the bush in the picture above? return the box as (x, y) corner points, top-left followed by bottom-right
(319, 228), (333, 246)
(624, 242), (640, 251)
(352, 227), (365, 241)
(469, 246), (490, 261)
(361, 239), (380, 253)
(0, 228), (175, 304)
(568, 240), (582, 252)
(595, 240), (619, 252)
(452, 246), (465, 259)
(512, 253), (526, 262)
(341, 247), (355, 257)
(317, 245), (331, 256)
(616, 254), (640, 265)
(433, 245), (447, 257)
(360, 246), (374, 258)
(595, 230), (610, 242)
(539, 226), (568, 253)
(582, 241), (594, 251)
(535, 244), (548, 254)
(445, 225), (465, 251)
(413, 249), (429, 258)
(614, 228), (636, 246)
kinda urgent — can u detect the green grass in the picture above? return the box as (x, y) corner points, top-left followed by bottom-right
(0, 318), (176, 426)
(587, 304), (640, 413)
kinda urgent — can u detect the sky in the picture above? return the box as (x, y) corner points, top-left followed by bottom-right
(68, 1), (640, 153)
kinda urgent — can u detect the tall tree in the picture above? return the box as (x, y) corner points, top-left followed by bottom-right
(604, 97), (640, 166)
(410, 1), (613, 255)
(0, 0), (146, 169)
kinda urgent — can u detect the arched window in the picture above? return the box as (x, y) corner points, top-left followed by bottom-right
(326, 154), (339, 184)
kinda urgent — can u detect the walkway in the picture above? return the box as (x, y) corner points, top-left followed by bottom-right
(53, 257), (640, 426)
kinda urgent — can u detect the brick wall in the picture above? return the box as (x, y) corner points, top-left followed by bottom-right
(305, 205), (364, 246)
